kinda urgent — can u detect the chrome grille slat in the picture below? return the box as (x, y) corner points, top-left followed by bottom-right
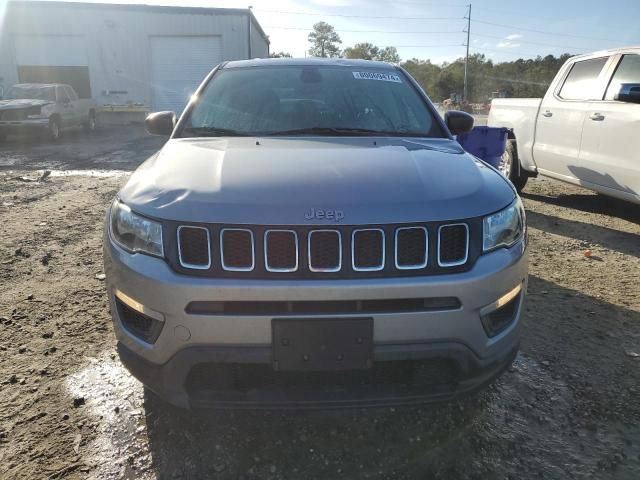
(394, 227), (428, 270)
(175, 222), (473, 276)
(352, 228), (385, 271)
(308, 230), (342, 272)
(264, 230), (299, 272)
(177, 226), (211, 270)
(220, 228), (255, 271)
(437, 223), (469, 267)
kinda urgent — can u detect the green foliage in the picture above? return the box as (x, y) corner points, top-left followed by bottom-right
(401, 52), (574, 102)
(308, 22), (342, 58)
(344, 43), (401, 63)
(378, 46), (401, 64)
(306, 22), (572, 101)
(269, 51), (293, 58)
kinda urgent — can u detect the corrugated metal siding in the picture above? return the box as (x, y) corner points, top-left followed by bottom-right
(0, 2), (269, 107)
(150, 36), (223, 112)
(14, 35), (88, 66)
(251, 22), (270, 59)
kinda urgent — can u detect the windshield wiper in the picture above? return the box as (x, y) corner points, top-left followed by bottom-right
(262, 127), (381, 136)
(181, 126), (251, 137)
(261, 127), (426, 137)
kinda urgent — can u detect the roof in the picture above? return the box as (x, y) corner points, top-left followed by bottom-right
(8, 1), (269, 44)
(570, 46), (640, 60)
(12, 83), (61, 88)
(224, 57), (398, 69)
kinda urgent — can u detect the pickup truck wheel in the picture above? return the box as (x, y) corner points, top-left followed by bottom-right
(48, 117), (61, 141)
(84, 111), (96, 133)
(501, 140), (528, 192)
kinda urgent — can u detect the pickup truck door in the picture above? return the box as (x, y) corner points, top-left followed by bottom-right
(533, 56), (611, 181)
(578, 53), (640, 196)
(63, 86), (84, 125)
(56, 86), (74, 126)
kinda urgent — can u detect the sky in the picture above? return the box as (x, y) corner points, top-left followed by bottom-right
(7, 0), (640, 64)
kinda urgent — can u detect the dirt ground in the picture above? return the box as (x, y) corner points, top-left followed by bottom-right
(0, 127), (639, 480)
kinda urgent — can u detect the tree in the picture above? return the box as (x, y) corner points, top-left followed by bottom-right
(308, 22), (342, 58)
(400, 52), (575, 103)
(270, 51), (292, 58)
(378, 46), (400, 64)
(344, 43), (401, 63)
(344, 42), (379, 60)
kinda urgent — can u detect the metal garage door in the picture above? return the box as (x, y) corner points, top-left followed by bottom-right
(150, 36), (222, 113)
(14, 35), (92, 98)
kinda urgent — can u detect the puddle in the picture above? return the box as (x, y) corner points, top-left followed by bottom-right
(66, 352), (149, 479)
(49, 169), (130, 178)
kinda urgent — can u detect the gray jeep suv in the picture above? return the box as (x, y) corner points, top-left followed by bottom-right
(103, 58), (527, 409)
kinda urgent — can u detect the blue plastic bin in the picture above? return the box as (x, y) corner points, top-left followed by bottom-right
(456, 126), (510, 169)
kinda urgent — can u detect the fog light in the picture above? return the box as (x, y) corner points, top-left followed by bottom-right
(114, 290), (164, 344)
(480, 284), (522, 337)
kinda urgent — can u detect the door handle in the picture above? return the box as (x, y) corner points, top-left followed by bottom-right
(541, 110), (553, 118)
(589, 113), (605, 121)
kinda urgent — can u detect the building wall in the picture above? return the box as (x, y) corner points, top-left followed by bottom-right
(0, 1), (269, 107)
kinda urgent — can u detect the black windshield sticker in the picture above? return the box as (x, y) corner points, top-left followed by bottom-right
(352, 71), (402, 83)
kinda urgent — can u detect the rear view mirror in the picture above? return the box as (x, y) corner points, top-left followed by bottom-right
(614, 83), (640, 104)
(145, 111), (176, 136)
(444, 110), (474, 136)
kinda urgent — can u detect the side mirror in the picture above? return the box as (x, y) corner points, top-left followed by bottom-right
(444, 110), (474, 136)
(614, 83), (640, 104)
(145, 111), (176, 135)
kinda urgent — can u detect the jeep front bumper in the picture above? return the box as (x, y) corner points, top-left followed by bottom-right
(104, 232), (527, 409)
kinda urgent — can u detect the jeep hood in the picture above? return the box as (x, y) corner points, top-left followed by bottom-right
(0, 99), (53, 110)
(119, 137), (515, 225)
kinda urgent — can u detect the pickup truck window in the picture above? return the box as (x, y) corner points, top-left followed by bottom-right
(182, 66), (445, 138)
(6, 85), (56, 101)
(64, 85), (79, 102)
(605, 54), (640, 100)
(56, 86), (69, 104)
(558, 57), (608, 100)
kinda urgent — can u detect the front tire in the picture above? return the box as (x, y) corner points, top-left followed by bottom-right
(48, 117), (61, 141)
(84, 111), (96, 133)
(499, 139), (528, 192)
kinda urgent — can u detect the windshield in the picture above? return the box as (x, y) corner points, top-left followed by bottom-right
(181, 66), (445, 137)
(7, 86), (56, 101)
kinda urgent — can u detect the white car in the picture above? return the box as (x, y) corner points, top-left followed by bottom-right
(488, 47), (640, 204)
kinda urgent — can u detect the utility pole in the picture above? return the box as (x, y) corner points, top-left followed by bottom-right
(248, 6), (253, 59)
(463, 3), (471, 102)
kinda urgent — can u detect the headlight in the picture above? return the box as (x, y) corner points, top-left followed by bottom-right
(27, 107), (45, 119)
(483, 198), (525, 252)
(110, 199), (164, 257)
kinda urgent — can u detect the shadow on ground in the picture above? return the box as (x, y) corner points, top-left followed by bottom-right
(522, 190), (639, 225)
(526, 210), (640, 257)
(138, 275), (640, 479)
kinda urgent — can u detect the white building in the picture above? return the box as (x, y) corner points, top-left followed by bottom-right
(0, 1), (270, 112)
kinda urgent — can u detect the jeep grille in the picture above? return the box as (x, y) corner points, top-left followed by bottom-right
(172, 221), (474, 279)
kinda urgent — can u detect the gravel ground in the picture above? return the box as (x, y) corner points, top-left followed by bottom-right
(0, 127), (638, 479)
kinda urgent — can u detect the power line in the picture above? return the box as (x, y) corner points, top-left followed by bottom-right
(393, 0), (467, 6)
(264, 26), (463, 35)
(473, 33), (584, 51)
(253, 9), (462, 20)
(472, 18), (625, 43)
(389, 44), (464, 48)
(472, 47), (583, 59)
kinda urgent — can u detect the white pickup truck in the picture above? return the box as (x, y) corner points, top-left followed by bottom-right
(488, 47), (640, 204)
(0, 83), (96, 141)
